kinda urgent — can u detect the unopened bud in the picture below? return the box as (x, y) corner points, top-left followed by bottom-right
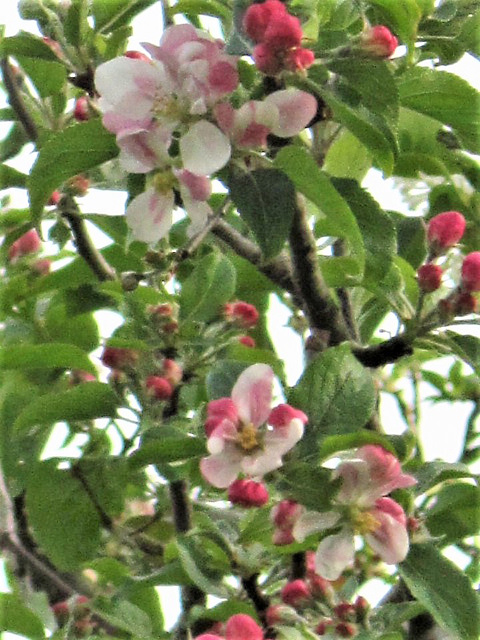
(461, 252), (480, 292)
(124, 50), (150, 61)
(334, 602), (356, 622)
(67, 174), (90, 196)
(427, 211), (466, 254)
(335, 621), (357, 637)
(32, 258), (51, 275)
(101, 347), (138, 370)
(162, 358), (183, 386)
(145, 375), (173, 400)
(224, 301), (259, 328)
(360, 25), (398, 58)
(417, 263), (443, 292)
(228, 478), (269, 507)
(281, 579), (311, 607)
(74, 96), (90, 121)
(239, 335), (256, 348)
(8, 229), (42, 262)
(121, 271), (142, 291)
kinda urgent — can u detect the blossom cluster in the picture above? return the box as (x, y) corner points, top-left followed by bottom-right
(94, 24), (316, 245)
(416, 210), (480, 316)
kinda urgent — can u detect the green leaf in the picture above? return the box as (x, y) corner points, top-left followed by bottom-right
(92, 598), (152, 637)
(0, 343), (95, 374)
(398, 67), (480, 154)
(76, 458), (127, 517)
(371, 602), (426, 634)
(399, 543), (480, 640)
(179, 251), (236, 322)
(290, 344), (376, 454)
(442, 332), (480, 374)
(15, 55), (66, 98)
(280, 463), (335, 511)
(415, 460), (476, 493)
(0, 32), (59, 60)
(44, 304), (100, 352)
(327, 59), (399, 124)
(274, 146), (365, 285)
(317, 431), (399, 461)
(0, 164), (27, 189)
(14, 382), (118, 432)
(206, 360), (249, 399)
(316, 87), (396, 174)
(390, 211), (427, 269)
(25, 462), (102, 571)
(128, 437), (206, 470)
(229, 168), (297, 260)
(64, 0), (90, 47)
(0, 594), (45, 639)
(168, 0), (230, 21)
(324, 129), (372, 182)
(331, 178), (396, 284)
(92, 0), (157, 32)
(176, 535), (229, 598)
(28, 119), (119, 220)
(426, 483), (480, 544)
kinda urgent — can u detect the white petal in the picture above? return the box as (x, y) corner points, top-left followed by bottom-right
(315, 529), (355, 580)
(200, 454), (241, 488)
(184, 198), (212, 238)
(126, 188), (174, 244)
(180, 121), (231, 175)
(293, 511), (341, 542)
(365, 513), (410, 564)
(231, 363), (274, 427)
(265, 89), (317, 137)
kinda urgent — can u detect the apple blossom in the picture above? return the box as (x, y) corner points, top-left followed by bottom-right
(200, 364), (306, 488)
(293, 446), (416, 580)
(214, 89), (317, 148)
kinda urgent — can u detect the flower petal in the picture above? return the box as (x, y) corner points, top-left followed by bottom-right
(126, 188), (174, 243)
(293, 511), (341, 542)
(315, 529), (355, 581)
(265, 89), (317, 137)
(184, 198), (212, 238)
(231, 363), (274, 427)
(180, 121), (231, 175)
(365, 506), (409, 564)
(200, 453), (242, 488)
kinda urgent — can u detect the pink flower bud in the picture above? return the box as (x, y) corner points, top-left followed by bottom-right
(228, 478), (269, 507)
(124, 50), (150, 61)
(225, 614), (264, 640)
(252, 43), (283, 75)
(148, 303), (173, 317)
(285, 47), (315, 72)
(32, 258), (51, 275)
(265, 604), (295, 626)
(67, 174), (90, 196)
(268, 404), (308, 428)
(162, 358), (183, 386)
(263, 13), (303, 50)
(453, 292), (478, 315)
(239, 335), (256, 348)
(334, 602), (355, 621)
(335, 621), (357, 638)
(427, 211), (466, 253)
(52, 601), (70, 625)
(47, 190), (61, 206)
(74, 96), (90, 121)
(243, 0), (287, 43)
(145, 375), (173, 400)
(271, 500), (302, 529)
(8, 229), (41, 261)
(281, 579), (311, 607)
(101, 347), (138, 370)
(360, 25), (398, 58)
(272, 528), (295, 545)
(417, 263), (443, 292)
(461, 252), (480, 292)
(315, 619), (334, 636)
(224, 301), (259, 328)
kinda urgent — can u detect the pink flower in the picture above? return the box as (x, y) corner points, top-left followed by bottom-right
(293, 446), (416, 580)
(427, 211), (466, 254)
(461, 252), (480, 292)
(360, 25), (398, 58)
(195, 613), (263, 640)
(215, 89), (317, 147)
(200, 364), (306, 488)
(125, 187), (174, 244)
(417, 263), (443, 292)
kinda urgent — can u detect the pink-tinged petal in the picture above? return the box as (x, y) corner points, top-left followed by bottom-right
(117, 126), (172, 173)
(207, 398), (239, 422)
(268, 404), (308, 428)
(265, 89), (317, 137)
(176, 170), (212, 201)
(194, 635), (222, 640)
(208, 60), (239, 95)
(158, 24), (200, 55)
(334, 459), (371, 505)
(180, 121), (231, 175)
(231, 363), (274, 427)
(225, 614), (264, 640)
(365, 507), (409, 564)
(200, 452), (242, 488)
(214, 102), (235, 134)
(315, 529), (355, 580)
(293, 511), (341, 542)
(241, 419), (303, 477)
(358, 445), (417, 495)
(375, 497), (407, 526)
(207, 421), (238, 455)
(126, 188), (174, 244)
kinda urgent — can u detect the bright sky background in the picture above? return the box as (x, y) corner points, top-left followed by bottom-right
(1, 0), (479, 628)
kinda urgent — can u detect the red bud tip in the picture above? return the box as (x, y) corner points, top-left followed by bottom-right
(361, 25), (398, 58)
(461, 252), (480, 292)
(427, 211), (466, 253)
(228, 478), (269, 507)
(417, 263), (443, 292)
(74, 96), (90, 121)
(101, 347), (138, 370)
(224, 301), (259, 328)
(145, 375), (174, 400)
(281, 579), (311, 607)
(239, 335), (256, 348)
(124, 50), (150, 61)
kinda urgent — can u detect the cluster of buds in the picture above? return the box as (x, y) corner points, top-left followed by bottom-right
(315, 596), (369, 637)
(148, 302), (179, 334)
(417, 211), (479, 316)
(243, 0), (314, 75)
(145, 357), (183, 402)
(7, 229), (51, 275)
(224, 300), (259, 348)
(51, 596), (95, 637)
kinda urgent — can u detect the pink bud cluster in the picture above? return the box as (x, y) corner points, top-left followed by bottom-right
(224, 300), (259, 349)
(416, 211), (479, 316)
(146, 358), (184, 401)
(7, 229), (51, 275)
(195, 613), (264, 640)
(243, 0), (314, 75)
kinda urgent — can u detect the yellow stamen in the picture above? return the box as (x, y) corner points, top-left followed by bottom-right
(237, 423), (260, 452)
(153, 170), (176, 194)
(352, 510), (380, 535)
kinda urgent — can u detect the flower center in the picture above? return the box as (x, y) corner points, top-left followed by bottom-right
(153, 92), (183, 122)
(237, 423), (260, 452)
(153, 170), (176, 194)
(352, 510), (380, 535)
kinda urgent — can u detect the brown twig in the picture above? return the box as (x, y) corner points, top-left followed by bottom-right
(0, 58), (38, 142)
(241, 574), (270, 627)
(60, 195), (116, 281)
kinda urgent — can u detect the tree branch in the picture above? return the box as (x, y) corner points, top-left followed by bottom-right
(0, 58), (38, 142)
(288, 199), (351, 347)
(59, 195), (116, 281)
(241, 574), (270, 628)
